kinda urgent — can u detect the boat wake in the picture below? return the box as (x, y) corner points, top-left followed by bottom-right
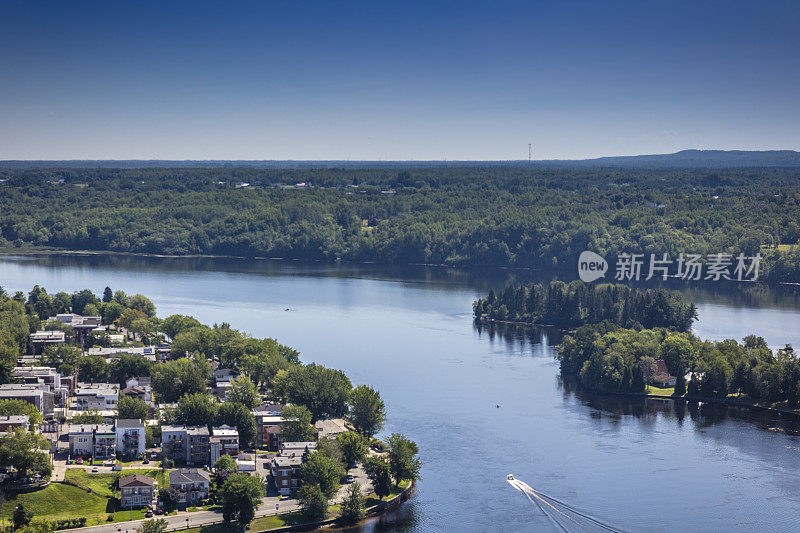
(506, 475), (627, 533)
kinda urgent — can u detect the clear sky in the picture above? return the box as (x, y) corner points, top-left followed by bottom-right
(1, 0), (798, 160)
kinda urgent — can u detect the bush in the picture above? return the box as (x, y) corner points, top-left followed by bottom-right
(54, 517), (87, 530)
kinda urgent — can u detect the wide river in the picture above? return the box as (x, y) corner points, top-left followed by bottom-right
(2, 254), (800, 532)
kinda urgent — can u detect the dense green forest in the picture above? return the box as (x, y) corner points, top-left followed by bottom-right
(558, 323), (800, 406)
(1, 166), (800, 282)
(473, 280), (696, 331)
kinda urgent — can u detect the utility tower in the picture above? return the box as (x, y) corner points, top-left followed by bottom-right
(528, 144), (532, 164)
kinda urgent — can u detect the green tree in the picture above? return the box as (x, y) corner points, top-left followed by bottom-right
(158, 487), (180, 512)
(219, 472), (264, 527)
(673, 372), (686, 396)
(151, 358), (209, 402)
(298, 484), (328, 522)
(386, 434), (421, 485)
(176, 393), (217, 427)
(118, 395), (149, 420)
(338, 482), (365, 524)
(13, 504), (32, 529)
(214, 453), (237, 472)
(78, 354), (110, 383)
(363, 456), (393, 499)
(0, 399), (43, 428)
(228, 375), (259, 409)
(71, 289), (99, 315)
(348, 385), (386, 438)
(71, 411), (105, 424)
(273, 363), (352, 421)
(109, 352), (152, 387)
(280, 405), (314, 442)
(216, 402), (257, 448)
(0, 429), (52, 477)
(160, 314), (202, 340)
(102, 286), (113, 303)
(300, 451), (343, 498)
(136, 518), (168, 533)
(336, 431), (367, 471)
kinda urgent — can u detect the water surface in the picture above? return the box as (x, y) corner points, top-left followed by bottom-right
(1, 254), (800, 532)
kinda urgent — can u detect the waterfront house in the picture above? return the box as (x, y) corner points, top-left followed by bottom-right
(650, 359), (677, 388)
(120, 474), (157, 509)
(169, 468), (210, 507)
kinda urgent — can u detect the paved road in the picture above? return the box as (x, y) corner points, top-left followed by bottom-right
(63, 461), (374, 533)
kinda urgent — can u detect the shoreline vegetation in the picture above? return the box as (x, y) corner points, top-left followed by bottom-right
(0, 284), (421, 531)
(0, 167), (800, 284)
(475, 281), (800, 417)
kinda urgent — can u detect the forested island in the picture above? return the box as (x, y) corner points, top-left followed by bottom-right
(474, 281), (800, 409)
(0, 166), (799, 282)
(472, 280), (697, 331)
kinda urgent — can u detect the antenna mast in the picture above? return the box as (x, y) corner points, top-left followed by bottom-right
(528, 144), (532, 164)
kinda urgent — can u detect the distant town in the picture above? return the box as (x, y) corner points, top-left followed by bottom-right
(0, 286), (419, 532)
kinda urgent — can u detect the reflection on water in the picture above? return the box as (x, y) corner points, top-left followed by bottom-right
(561, 380), (800, 436)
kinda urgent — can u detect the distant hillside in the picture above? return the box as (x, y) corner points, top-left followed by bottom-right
(568, 149), (800, 168)
(2, 149), (799, 169)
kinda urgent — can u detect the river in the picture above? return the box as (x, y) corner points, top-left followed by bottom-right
(1, 254), (800, 532)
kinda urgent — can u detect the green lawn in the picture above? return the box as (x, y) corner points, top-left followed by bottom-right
(646, 385), (677, 396)
(0, 482), (111, 521)
(0, 469), (173, 525)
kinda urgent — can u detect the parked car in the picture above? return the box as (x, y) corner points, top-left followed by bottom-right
(346, 475), (355, 483)
(145, 510), (153, 518)
(142, 459), (149, 464)
(91, 467), (99, 473)
(155, 508), (164, 515)
(75, 458), (84, 465)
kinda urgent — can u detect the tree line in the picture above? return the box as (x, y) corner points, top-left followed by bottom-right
(473, 280), (697, 331)
(0, 167), (799, 282)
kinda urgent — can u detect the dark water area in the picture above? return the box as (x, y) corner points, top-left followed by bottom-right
(2, 254), (800, 532)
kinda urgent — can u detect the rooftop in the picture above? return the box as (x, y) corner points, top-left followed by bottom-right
(169, 468), (210, 484)
(119, 474), (155, 488)
(116, 418), (144, 428)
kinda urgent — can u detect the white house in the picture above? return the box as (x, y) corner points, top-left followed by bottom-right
(115, 419), (146, 458)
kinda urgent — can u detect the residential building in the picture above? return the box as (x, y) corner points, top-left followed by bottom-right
(280, 441), (316, 454)
(169, 469), (210, 507)
(210, 425), (239, 464)
(30, 330), (65, 353)
(115, 419), (146, 458)
(12, 366), (69, 406)
(86, 346), (158, 362)
(271, 452), (303, 496)
(314, 418), (348, 439)
(0, 385), (55, 416)
(75, 383), (118, 411)
(68, 423), (117, 459)
(188, 426), (210, 466)
(162, 425), (211, 465)
(0, 415), (30, 432)
(253, 404), (285, 450)
(119, 474), (157, 509)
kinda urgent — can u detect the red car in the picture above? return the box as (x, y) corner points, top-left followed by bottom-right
(75, 458), (84, 465)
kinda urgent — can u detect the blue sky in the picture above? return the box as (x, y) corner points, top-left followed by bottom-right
(1, 0), (798, 160)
